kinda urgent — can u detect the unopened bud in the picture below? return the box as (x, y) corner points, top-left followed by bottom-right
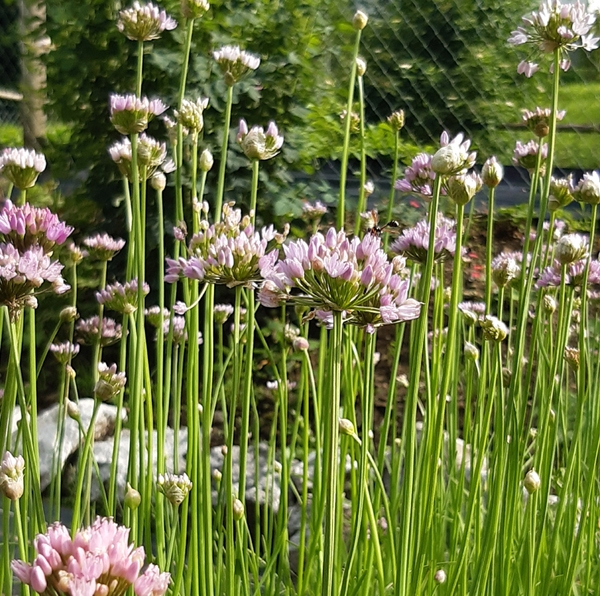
(481, 315), (508, 342)
(356, 57), (367, 76)
(221, 445), (228, 456)
(502, 367), (512, 388)
(543, 294), (557, 314)
(233, 498), (245, 520)
(387, 110), (405, 132)
(555, 233), (588, 265)
(564, 346), (580, 370)
(524, 469), (541, 494)
(481, 156), (504, 188)
(151, 172), (166, 192)
(293, 337), (309, 351)
(200, 149), (214, 172)
(0, 451), (25, 501)
(66, 399), (80, 420)
(464, 341), (479, 362)
(339, 418), (356, 437)
(353, 10), (368, 30)
(125, 483), (142, 509)
(60, 306), (79, 323)
(434, 570), (447, 584)
(212, 469), (222, 482)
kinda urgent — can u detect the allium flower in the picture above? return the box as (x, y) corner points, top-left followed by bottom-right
(96, 279), (150, 314)
(94, 363), (127, 401)
(109, 134), (171, 180)
(395, 153), (440, 200)
(181, 0), (209, 19)
(340, 110), (360, 133)
(548, 175), (574, 210)
(513, 140), (548, 173)
(259, 228), (421, 332)
(522, 107), (566, 137)
(214, 303), (234, 325)
(110, 94), (168, 136)
(517, 60), (540, 77)
(213, 45), (260, 86)
(117, 1), (177, 41)
(491, 252), (522, 287)
(160, 315), (203, 345)
(157, 472), (192, 506)
(458, 301), (486, 324)
(302, 201), (328, 220)
(145, 305), (169, 327)
(536, 257), (600, 288)
(0, 147), (46, 190)
(199, 149), (214, 172)
(174, 97), (209, 133)
(555, 233), (589, 264)
(0, 451), (25, 500)
(573, 171), (600, 204)
(387, 110), (405, 132)
(431, 132), (476, 176)
(481, 156), (504, 187)
(564, 345), (580, 370)
(509, 1), (598, 76)
(165, 202), (288, 288)
(11, 517), (170, 596)
(0, 200), (73, 253)
(0, 243), (69, 318)
(353, 9), (368, 30)
(445, 171), (482, 205)
(237, 119), (284, 161)
(480, 315), (509, 342)
(67, 243), (87, 265)
(50, 341), (80, 365)
(391, 215), (462, 264)
(84, 233), (126, 261)
(76, 316), (123, 346)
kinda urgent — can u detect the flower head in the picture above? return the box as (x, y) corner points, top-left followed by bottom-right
(75, 316), (123, 346)
(213, 45), (260, 86)
(94, 363), (127, 401)
(259, 228), (421, 332)
(387, 110), (405, 132)
(522, 107), (566, 137)
(174, 97), (209, 133)
(395, 153), (441, 200)
(509, 0), (598, 76)
(96, 279), (150, 314)
(431, 132), (476, 176)
(445, 171), (482, 205)
(237, 119), (284, 161)
(536, 257), (600, 288)
(117, 2), (177, 41)
(166, 203), (288, 288)
(0, 451), (25, 500)
(573, 171), (600, 205)
(157, 473), (193, 506)
(83, 233), (126, 261)
(181, 0), (209, 19)
(11, 517), (170, 596)
(513, 140), (548, 174)
(491, 252), (522, 287)
(110, 94), (168, 135)
(50, 341), (80, 365)
(0, 148), (46, 190)
(481, 156), (504, 188)
(391, 215), (462, 264)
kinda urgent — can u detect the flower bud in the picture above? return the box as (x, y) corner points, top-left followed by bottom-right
(543, 294), (557, 314)
(481, 156), (504, 188)
(151, 172), (166, 192)
(555, 234), (588, 265)
(434, 570), (447, 584)
(233, 498), (245, 520)
(293, 337), (310, 351)
(387, 110), (405, 132)
(181, 0), (210, 19)
(564, 346), (580, 370)
(356, 57), (367, 76)
(212, 469), (222, 482)
(464, 341), (479, 362)
(66, 399), (80, 421)
(524, 469), (541, 494)
(446, 172), (482, 205)
(60, 306), (79, 323)
(502, 367), (512, 388)
(481, 315), (508, 342)
(339, 418), (356, 437)
(125, 483), (142, 509)
(157, 472), (193, 506)
(353, 10), (368, 30)
(0, 451), (25, 500)
(200, 149), (214, 172)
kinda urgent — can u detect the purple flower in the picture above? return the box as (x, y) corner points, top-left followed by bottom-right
(390, 215), (462, 264)
(96, 279), (149, 314)
(395, 153), (441, 200)
(522, 107), (566, 137)
(0, 200), (73, 253)
(166, 203), (288, 288)
(513, 140), (548, 173)
(50, 341), (80, 364)
(83, 233), (126, 261)
(213, 45), (260, 86)
(237, 119), (284, 161)
(76, 316), (123, 346)
(509, 1), (598, 76)
(110, 94), (168, 135)
(0, 148), (46, 190)
(259, 227), (421, 331)
(117, 1), (177, 41)
(536, 257), (600, 288)
(94, 363), (127, 401)
(12, 517), (170, 596)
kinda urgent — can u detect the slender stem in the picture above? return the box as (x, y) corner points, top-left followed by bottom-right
(384, 130), (400, 251)
(215, 85), (234, 221)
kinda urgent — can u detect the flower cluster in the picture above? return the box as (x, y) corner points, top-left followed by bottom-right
(573, 171), (600, 205)
(181, 0), (209, 19)
(11, 517), (170, 596)
(509, 0), (598, 76)
(513, 140), (548, 173)
(83, 234), (126, 261)
(259, 228), (421, 332)
(174, 97), (209, 133)
(109, 134), (173, 181)
(390, 215), (462, 264)
(213, 45), (260, 86)
(0, 451), (25, 500)
(431, 132), (477, 176)
(117, 1), (177, 42)
(491, 252), (523, 287)
(50, 342), (80, 365)
(157, 473), (193, 506)
(395, 153), (439, 199)
(94, 363), (127, 402)
(110, 94), (168, 136)
(96, 279), (150, 314)
(237, 119), (284, 161)
(522, 107), (566, 137)
(0, 147), (46, 190)
(548, 175), (574, 210)
(76, 316), (123, 346)
(536, 257), (600, 288)
(165, 203), (288, 288)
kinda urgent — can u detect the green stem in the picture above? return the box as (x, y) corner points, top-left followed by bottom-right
(214, 85), (234, 221)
